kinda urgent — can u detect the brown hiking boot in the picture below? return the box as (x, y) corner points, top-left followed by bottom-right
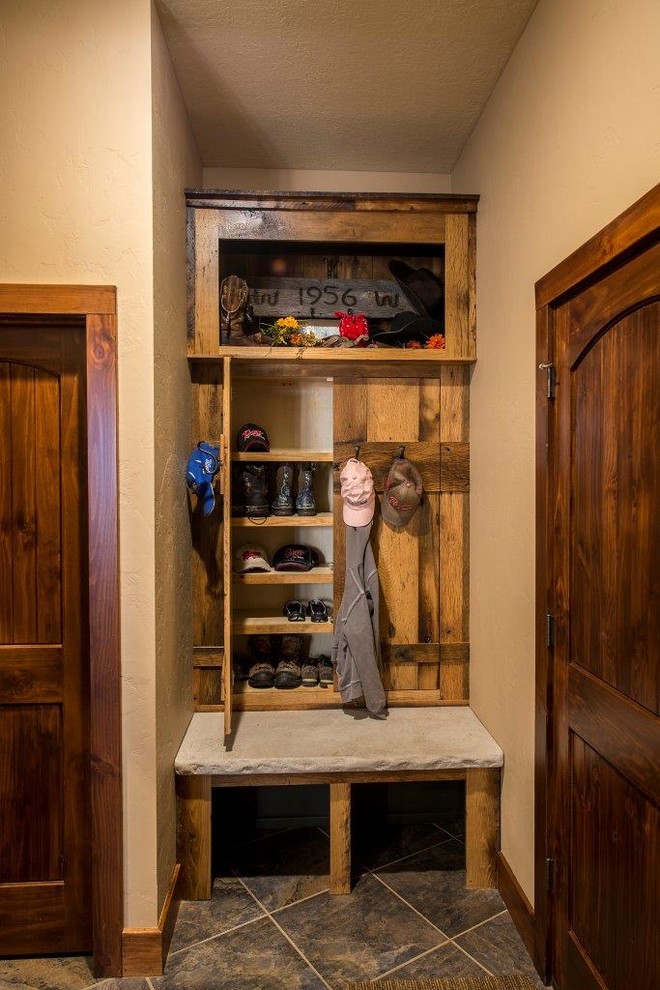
(274, 634), (303, 689)
(247, 635), (275, 688)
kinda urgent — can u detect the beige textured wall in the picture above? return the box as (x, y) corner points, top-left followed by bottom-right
(151, 4), (202, 908)
(452, 0), (660, 904)
(0, 0), (158, 926)
(203, 166), (451, 193)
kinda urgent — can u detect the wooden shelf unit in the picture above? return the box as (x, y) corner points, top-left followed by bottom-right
(233, 567), (334, 585)
(232, 450), (334, 462)
(188, 190), (477, 739)
(231, 512), (334, 528)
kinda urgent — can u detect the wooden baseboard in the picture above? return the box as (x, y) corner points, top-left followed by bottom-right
(496, 852), (535, 963)
(122, 863), (182, 977)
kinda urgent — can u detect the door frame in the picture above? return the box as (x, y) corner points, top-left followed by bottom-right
(0, 284), (122, 978)
(534, 184), (660, 985)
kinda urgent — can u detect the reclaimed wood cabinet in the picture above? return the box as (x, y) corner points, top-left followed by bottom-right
(186, 190), (478, 740)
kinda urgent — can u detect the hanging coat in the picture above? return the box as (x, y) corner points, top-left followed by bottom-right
(331, 521), (387, 717)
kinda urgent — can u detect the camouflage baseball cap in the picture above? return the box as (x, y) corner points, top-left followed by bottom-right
(380, 457), (423, 527)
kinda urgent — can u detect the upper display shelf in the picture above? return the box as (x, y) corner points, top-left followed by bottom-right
(186, 190), (478, 365)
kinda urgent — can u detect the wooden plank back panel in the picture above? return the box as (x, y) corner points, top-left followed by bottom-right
(439, 366), (470, 700)
(334, 374), (469, 701)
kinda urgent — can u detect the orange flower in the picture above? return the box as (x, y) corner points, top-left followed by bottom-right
(405, 340), (422, 349)
(425, 334), (446, 349)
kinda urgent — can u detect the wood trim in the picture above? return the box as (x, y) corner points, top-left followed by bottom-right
(496, 852), (536, 966)
(0, 286), (122, 978)
(186, 189), (480, 212)
(535, 183), (660, 307)
(329, 783), (352, 894)
(0, 284), (116, 315)
(86, 311), (122, 978)
(209, 769), (469, 787)
(121, 863), (182, 978)
(534, 301), (553, 985)
(159, 863), (182, 968)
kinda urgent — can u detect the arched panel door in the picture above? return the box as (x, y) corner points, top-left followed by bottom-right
(549, 243), (659, 990)
(0, 326), (91, 955)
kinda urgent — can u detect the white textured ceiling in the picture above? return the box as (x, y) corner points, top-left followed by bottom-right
(156, 0), (538, 173)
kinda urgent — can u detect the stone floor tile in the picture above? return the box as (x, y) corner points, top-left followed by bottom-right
(0, 955), (97, 990)
(169, 876), (265, 955)
(95, 980), (150, 989)
(152, 916), (325, 990)
(275, 873), (445, 986)
(354, 823), (455, 871)
(228, 827), (331, 912)
(456, 912), (545, 988)
(376, 844), (503, 937)
(381, 940), (489, 981)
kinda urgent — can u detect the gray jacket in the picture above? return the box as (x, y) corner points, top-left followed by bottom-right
(331, 521), (387, 717)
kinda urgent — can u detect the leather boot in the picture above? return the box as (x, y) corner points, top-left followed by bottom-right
(242, 464), (269, 518)
(295, 462), (317, 516)
(271, 463), (294, 516)
(231, 464), (245, 516)
(274, 634), (303, 689)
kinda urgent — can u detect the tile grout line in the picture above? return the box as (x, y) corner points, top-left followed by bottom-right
(445, 937), (495, 977)
(146, 978), (156, 989)
(452, 907), (508, 941)
(236, 875), (336, 990)
(355, 836), (453, 874)
(370, 938), (451, 982)
(167, 908), (267, 958)
(271, 885), (330, 915)
(369, 871), (451, 941)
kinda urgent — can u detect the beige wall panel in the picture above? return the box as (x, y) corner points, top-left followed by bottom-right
(452, 0), (660, 903)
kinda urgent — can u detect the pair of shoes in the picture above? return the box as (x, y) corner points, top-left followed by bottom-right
(247, 634), (303, 689)
(271, 462), (318, 517)
(301, 654), (334, 687)
(283, 599), (330, 623)
(235, 463), (317, 518)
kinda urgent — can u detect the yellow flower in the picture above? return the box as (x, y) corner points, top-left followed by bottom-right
(276, 315), (299, 330)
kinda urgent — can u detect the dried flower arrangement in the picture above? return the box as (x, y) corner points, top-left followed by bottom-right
(260, 316), (322, 348)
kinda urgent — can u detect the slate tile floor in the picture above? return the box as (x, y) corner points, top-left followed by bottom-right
(0, 822), (546, 990)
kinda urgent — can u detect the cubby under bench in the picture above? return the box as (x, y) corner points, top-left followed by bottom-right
(175, 707), (503, 898)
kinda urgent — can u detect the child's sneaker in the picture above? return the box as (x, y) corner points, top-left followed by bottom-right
(317, 654), (334, 687)
(301, 656), (319, 687)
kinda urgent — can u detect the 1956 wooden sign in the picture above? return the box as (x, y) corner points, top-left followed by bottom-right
(248, 277), (407, 318)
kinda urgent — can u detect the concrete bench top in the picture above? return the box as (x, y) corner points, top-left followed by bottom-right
(175, 708), (503, 777)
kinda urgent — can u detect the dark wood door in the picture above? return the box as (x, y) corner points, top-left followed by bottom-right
(0, 324), (91, 955)
(548, 244), (659, 989)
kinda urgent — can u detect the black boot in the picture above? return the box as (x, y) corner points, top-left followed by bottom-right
(295, 462), (316, 516)
(231, 464), (245, 516)
(271, 463), (294, 516)
(242, 464), (269, 518)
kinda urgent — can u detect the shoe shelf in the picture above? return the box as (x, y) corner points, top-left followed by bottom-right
(231, 512), (334, 528)
(231, 449), (334, 462)
(233, 566), (333, 585)
(232, 613), (333, 635)
(232, 682), (343, 711)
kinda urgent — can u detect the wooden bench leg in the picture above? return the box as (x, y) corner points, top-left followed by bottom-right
(466, 768), (500, 888)
(177, 775), (212, 900)
(329, 782), (351, 894)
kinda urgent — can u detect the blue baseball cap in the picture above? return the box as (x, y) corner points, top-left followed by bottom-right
(186, 441), (220, 516)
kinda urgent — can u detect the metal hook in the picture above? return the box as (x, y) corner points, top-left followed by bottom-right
(397, 445), (406, 459)
(354, 444), (361, 460)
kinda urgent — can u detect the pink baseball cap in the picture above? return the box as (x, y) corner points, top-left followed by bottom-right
(340, 458), (375, 526)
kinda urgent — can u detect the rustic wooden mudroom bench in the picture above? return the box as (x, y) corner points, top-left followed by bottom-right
(175, 707), (502, 898)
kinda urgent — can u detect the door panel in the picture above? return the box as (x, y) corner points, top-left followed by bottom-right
(571, 303), (658, 712)
(549, 245), (659, 990)
(0, 327), (90, 955)
(569, 736), (658, 990)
